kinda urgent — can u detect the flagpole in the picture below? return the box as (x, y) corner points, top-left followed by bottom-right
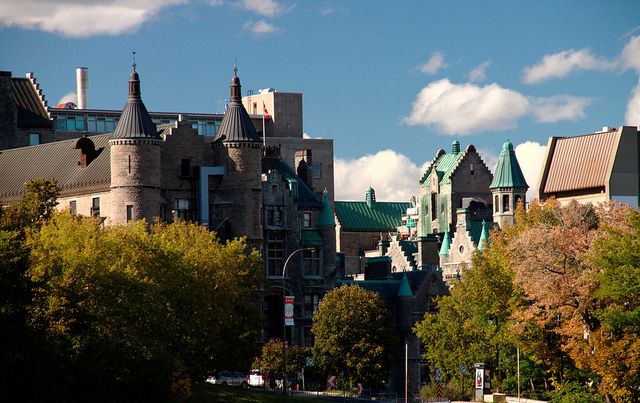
(262, 101), (266, 148)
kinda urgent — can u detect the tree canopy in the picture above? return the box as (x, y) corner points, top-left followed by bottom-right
(312, 284), (394, 388)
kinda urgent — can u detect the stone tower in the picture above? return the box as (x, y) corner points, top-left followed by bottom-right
(109, 62), (161, 225)
(212, 66), (263, 247)
(490, 140), (528, 228)
(317, 188), (337, 287)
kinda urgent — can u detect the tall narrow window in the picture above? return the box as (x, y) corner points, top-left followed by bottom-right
(303, 212), (311, 228)
(128, 155), (131, 174)
(502, 194), (510, 212)
(470, 163), (474, 175)
(126, 205), (134, 223)
(431, 193), (438, 220)
(494, 195), (499, 213)
(303, 249), (320, 276)
(180, 159), (191, 177)
(69, 200), (77, 215)
(91, 197), (100, 216)
(266, 231), (284, 276)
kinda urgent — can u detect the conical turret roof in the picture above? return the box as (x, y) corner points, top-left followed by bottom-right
(439, 230), (451, 256)
(478, 220), (489, 251)
(317, 188), (336, 227)
(397, 273), (414, 298)
(490, 141), (528, 190)
(112, 63), (159, 140)
(213, 65), (261, 143)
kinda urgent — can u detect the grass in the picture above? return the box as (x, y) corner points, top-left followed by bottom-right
(188, 383), (304, 402)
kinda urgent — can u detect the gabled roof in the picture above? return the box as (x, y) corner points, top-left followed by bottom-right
(490, 141), (528, 190)
(335, 189), (410, 232)
(420, 141), (478, 186)
(541, 130), (618, 194)
(213, 66), (261, 143)
(10, 75), (51, 128)
(0, 134), (112, 202)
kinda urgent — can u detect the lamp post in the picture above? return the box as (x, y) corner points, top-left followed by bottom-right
(282, 247), (314, 395)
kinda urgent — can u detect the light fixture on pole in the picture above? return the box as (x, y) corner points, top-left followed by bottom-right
(281, 247), (315, 395)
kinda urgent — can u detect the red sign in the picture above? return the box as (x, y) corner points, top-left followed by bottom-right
(327, 375), (336, 389)
(285, 296), (295, 326)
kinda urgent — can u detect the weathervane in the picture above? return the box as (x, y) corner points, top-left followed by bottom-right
(132, 51), (137, 71)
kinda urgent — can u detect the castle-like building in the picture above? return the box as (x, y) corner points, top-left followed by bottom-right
(0, 64), (336, 348)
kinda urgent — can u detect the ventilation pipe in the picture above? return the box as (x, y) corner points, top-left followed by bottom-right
(76, 67), (88, 109)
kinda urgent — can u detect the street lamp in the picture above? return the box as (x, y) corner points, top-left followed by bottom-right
(282, 247), (315, 395)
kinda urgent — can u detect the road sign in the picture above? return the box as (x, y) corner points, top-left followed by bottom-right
(434, 368), (443, 383)
(306, 356), (315, 367)
(285, 296), (294, 326)
(459, 364), (469, 375)
(327, 375), (337, 390)
(436, 383), (444, 396)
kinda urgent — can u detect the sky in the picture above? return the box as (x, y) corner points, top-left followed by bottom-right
(2, 0), (640, 202)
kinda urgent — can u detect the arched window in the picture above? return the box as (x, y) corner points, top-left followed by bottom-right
(502, 194), (510, 212)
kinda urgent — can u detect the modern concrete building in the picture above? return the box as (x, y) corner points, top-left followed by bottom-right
(538, 126), (640, 208)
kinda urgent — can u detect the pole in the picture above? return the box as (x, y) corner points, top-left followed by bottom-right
(405, 342), (408, 403)
(517, 347), (520, 402)
(282, 247), (313, 396)
(262, 101), (266, 147)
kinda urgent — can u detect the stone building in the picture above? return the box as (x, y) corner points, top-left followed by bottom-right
(334, 187), (411, 275)
(538, 126), (640, 208)
(0, 64), (336, 349)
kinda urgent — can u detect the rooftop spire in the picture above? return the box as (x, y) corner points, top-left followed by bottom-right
(439, 230), (451, 256)
(478, 220), (489, 251)
(489, 140), (529, 190)
(365, 187), (376, 208)
(317, 188), (336, 227)
(113, 60), (159, 140)
(213, 65), (260, 143)
(230, 63), (241, 102)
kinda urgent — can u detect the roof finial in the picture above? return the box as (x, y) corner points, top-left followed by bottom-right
(132, 51), (137, 72)
(233, 60), (238, 77)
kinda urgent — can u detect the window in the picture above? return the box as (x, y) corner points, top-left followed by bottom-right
(431, 193), (438, 220)
(126, 205), (134, 223)
(105, 116), (115, 132)
(96, 117), (106, 132)
(459, 245), (465, 254)
(180, 159), (191, 177)
(266, 208), (283, 227)
(173, 199), (195, 221)
(470, 163), (474, 175)
(502, 194), (510, 212)
(289, 181), (298, 197)
(303, 248), (320, 276)
(75, 116), (85, 131)
(303, 212), (311, 228)
(312, 163), (322, 179)
(55, 116), (66, 131)
(253, 102), (258, 114)
(66, 116), (76, 131)
(91, 197), (100, 217)
(69, 200), (77, 215)
(515, 195), (523, 209)
(494, 195), (499, 213)
(28, 132), (40, 145)
(304, 294), (320, 316)
(266, 231), (284, 276)
(87, 115), (97, 132)
(303, 327), (314, 347)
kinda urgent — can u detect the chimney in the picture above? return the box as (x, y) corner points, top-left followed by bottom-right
(76, 67), (88, 109)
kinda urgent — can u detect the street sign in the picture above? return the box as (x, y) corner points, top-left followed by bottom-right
(436, 383), (444, 396)
(434, 368), (443, 383)
(327, 375), (337, 390)
(285, 296), (294, 326)
(305, 356), (315, 367)
(459, 364), (469, 375)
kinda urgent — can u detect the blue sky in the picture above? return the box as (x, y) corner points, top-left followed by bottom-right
(2, 0), (640, 201)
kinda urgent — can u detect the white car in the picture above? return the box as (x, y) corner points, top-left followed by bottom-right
(206, 371), (248, 388)
(249, 369), (265, 387)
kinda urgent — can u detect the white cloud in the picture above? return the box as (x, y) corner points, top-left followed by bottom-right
(334, 150), (427, 202)
(620, 35), (640, 72)
(529, 95), (592, 123)
(468, 59), (492, 82)
(625, 79), (640, 127)
(514, 141), (547, 202)
(244, 19), (278, 36)
(303, 132), (322, 139)
(240, 0), (284, 17)
(522, 48), (616, 84)
(417, 52), (449, 75)
(405, 79), (592, 135)
(405, 79), (529, 135)
(0, 0), (184, 38)
(56, 92), (77, 106)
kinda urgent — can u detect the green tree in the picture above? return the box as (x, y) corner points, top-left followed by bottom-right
(255, 339), (312, 386)
(25, 212), (263, 401)
(312, 284), (394, 388)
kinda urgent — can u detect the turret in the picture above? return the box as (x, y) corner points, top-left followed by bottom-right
(211, 65), (263, 247)
(109, 58), (161, 225)
(490, 141), (528, 228)
(317, 188), (337, 286)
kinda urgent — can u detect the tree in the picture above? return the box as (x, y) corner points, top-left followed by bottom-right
(254, 339), (312, 387)
(312, 284), (394, 388)
(25, 212), (264, 401)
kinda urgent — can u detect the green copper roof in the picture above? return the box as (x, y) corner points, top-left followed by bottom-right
(301, 230), (324, 245)
(335, 189), (410, 232)
(490, 141), (529, 190)
(468, 220), (495, 246)
(397, 273), (414, 297)
(478, 220), (490, 251)
(439, 230), (451, 256)
(420, 142), (465, 186)
(317, 188), (336, 227)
